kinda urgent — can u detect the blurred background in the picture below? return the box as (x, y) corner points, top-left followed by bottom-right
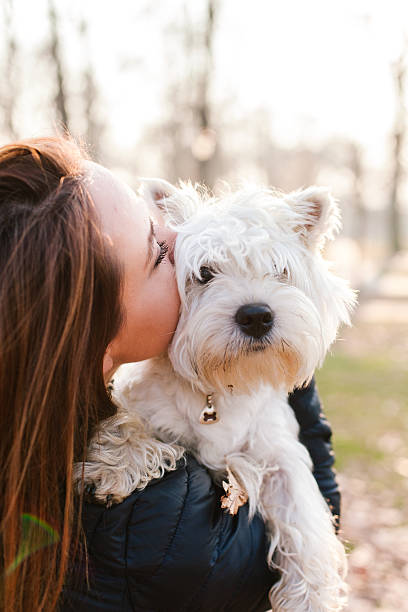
(1, 0), (407, 608)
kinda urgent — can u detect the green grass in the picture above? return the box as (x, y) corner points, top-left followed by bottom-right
(315, 352), (408, 478)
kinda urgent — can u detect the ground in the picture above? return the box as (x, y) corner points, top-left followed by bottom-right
(315, 254), (408, 612)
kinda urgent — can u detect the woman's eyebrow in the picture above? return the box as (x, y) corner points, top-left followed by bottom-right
(145, 218), (156, 269)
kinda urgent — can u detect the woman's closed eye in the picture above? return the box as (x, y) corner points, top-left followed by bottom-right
(155, 240), (169, 268)
(149, 218), (169, 269)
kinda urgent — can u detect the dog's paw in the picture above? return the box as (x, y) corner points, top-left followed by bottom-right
(79, 479), (126, 507)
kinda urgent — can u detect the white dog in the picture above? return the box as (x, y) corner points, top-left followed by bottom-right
(76, 181), (357, 611)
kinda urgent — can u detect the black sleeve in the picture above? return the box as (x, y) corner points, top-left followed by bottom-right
(288, 377), (341, 530)
(61, 456), (274, 612)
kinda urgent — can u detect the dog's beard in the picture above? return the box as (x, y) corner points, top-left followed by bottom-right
(170, 324), (314, 394)
(196, 340), (303, 394)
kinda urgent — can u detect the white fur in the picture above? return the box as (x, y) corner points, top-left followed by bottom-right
(75, 183), (357, 611)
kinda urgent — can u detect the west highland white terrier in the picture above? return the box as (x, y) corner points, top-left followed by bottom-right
(77, 180), (357, 611)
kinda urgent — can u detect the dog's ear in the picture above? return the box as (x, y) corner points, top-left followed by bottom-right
(286, 186), (341, 251)
(140, 178), (198, 225)
(140, 178), (176, 206)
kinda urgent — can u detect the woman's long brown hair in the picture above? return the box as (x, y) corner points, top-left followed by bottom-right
(0, 137), (123, 610)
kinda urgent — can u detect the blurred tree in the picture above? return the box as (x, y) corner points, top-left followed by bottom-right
(389, 48), (406, 254)
(192, 0), (218, 184)
(349, 143), (365, 243)
(47, 0), (70, 131)
(143, 0), (221, 187)
(78, 17), (103, 161)
(1, 0), (18, 138)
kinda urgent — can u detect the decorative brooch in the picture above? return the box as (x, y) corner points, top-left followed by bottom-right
(221, 467), (249, 515)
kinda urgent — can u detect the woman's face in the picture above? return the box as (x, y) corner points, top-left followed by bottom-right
(85, 162), (180, 369)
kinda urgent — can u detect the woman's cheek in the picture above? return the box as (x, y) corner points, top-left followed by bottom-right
(164, 264), (181, 326)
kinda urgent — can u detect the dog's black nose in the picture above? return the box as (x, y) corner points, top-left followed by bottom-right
(235, 303), (274, 339)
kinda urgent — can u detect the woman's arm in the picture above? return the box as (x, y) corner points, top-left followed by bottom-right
(288, 377), (341, 531)
(62, 455), (275, 611)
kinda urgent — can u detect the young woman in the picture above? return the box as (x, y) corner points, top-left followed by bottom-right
(0, 137), (340, 611)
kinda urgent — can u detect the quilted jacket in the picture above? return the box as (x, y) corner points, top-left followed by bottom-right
(60, 378), (339, 612)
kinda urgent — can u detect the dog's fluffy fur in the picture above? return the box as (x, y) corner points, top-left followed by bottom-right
(75, 181), (357, 611)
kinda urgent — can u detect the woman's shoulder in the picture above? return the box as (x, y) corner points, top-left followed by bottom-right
(62, 454), (274, 611)
(78, 454), (214, 567)
(79, 454), (213, 541)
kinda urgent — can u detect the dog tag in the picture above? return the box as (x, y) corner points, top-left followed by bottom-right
(199, 394), (219, 424)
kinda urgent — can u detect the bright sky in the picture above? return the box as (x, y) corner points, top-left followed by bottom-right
(5, 0), (408, 169)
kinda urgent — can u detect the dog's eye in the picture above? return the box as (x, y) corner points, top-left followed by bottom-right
(198, 266), (214, 284)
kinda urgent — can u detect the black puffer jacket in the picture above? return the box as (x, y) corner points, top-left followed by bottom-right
(288, 377), (340, 525)
(61, 378), (339, 612)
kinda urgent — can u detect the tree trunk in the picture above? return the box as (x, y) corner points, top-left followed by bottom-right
(2, 0), (17, 138)
(48, 0), (69, 131)
(195, 0), (217, 185)
(79, 18), (102, 160)
(350, 143), (366, 244)
(389, 52), (406, 254)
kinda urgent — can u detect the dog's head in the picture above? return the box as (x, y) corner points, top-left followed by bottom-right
(143, 180), (357, 394)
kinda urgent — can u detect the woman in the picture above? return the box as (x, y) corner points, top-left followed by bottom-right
(0, 137), (339, 612)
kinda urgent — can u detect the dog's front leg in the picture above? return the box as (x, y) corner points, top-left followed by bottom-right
(259, 440), (348, 612)
(73, 410), (184, 505)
